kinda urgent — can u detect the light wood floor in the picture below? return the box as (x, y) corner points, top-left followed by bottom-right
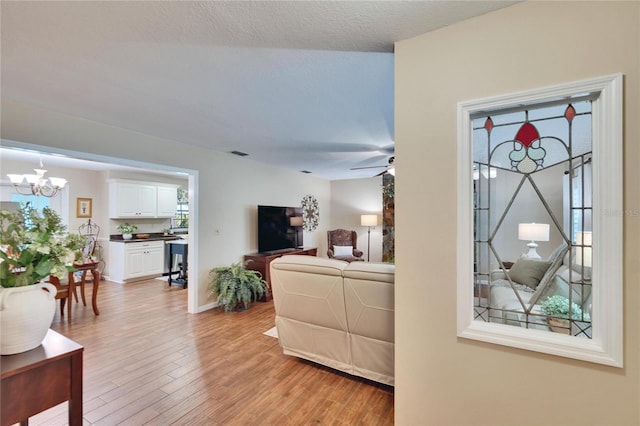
(31, 277), (394, 425)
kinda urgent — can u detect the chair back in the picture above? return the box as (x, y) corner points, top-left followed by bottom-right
(327, 229), (357, 249)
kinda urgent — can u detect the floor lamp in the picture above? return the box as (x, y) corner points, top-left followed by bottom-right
(361, 214), (378, 262)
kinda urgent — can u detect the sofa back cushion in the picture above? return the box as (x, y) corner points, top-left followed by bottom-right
(343, 262), (395, 342)
(528, 243), (570, 305)
(270, 255), (349, 331)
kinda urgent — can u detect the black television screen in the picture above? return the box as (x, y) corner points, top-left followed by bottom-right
(258, 205), (303, 253)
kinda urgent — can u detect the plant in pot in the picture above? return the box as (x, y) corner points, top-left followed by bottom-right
(117, 223), (138, 240)
(0, 206), (85, 354)
(539, 295), (589, 335)
(208, 261), (268, 312)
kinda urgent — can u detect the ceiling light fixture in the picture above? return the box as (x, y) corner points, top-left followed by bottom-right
(7, 160), (67, 197)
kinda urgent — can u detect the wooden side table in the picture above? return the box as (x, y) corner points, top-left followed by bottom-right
(1, 330), (83, 426)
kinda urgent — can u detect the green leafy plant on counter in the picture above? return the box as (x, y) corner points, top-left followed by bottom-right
(116, 223), (138, 234)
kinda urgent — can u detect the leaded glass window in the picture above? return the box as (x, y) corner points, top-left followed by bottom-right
(472, 100), (593, 338)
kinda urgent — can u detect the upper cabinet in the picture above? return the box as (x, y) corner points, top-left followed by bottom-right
(157, 184), (179, 218)
(108, 180), (178, 219)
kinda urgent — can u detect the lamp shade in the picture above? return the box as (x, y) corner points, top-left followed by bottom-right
(289, 216), (303, 227)
(576, 231), (592, 267)
(518, 223), (550, 242)
(7, 174), (24, 184)
(361, 214), (378, 227)
(48, 177), (67, 189)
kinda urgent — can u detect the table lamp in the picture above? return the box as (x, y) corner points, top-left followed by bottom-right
(290, 216), (303, 248)
(518, 223), (550, 260)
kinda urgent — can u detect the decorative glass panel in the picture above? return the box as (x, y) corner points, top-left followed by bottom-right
(472, 100), (593, 337)
(457, 74), (623, 366)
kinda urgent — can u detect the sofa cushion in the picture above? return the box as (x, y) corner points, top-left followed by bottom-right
(508, 258), (552, 289)
(333, 245), (353, 257)
(558, 265), (583, 283)
(527, 243), (570, 305)
(344, 261), (395, 283)
(271, 255), (347, 276)
(271, 256), (349, 332)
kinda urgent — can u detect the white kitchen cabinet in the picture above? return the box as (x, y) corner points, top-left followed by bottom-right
(109, 181), (157, 218)
(108, 180), (179, 218)
(156, 185), (178, 218)
(109, 240), (164, 283)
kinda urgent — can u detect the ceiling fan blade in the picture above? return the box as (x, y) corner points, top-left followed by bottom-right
(350, 165), (387, 170)
(380, 144), (395, 154)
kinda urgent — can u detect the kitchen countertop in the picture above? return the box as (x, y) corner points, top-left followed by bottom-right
(109, 233), (184, 243)
(166, 239), (188, 245)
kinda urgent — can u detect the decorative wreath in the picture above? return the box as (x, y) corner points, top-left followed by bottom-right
(301, 195), (319, 232)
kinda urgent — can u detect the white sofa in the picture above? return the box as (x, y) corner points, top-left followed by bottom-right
(489, 243), (592, 329)
(270, 255), (395, 386)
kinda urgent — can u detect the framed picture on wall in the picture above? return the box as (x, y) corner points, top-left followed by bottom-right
(76, 197), (92, 218)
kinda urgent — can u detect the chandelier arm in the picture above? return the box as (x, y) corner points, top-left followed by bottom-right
(37, 185), (58, 198)
(12, 185), (37, 196)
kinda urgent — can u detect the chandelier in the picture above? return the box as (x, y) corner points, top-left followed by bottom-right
(7, 160), (67, 197)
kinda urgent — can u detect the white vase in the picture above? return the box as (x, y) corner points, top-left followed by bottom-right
(123, 233), (133, 240)
(0, 282), (57, 355)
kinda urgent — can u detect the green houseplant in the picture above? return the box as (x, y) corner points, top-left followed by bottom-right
(116, 223), (137, 240)
(540, 295), (589, 334)
(1, 206), (85, 288)
(208, 261), (268, 312)
(0, 206), (85, 354)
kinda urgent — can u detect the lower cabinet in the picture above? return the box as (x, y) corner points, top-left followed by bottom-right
(109, 241), (164, 283)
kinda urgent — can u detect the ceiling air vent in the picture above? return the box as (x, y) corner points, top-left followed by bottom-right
(230, 150), (249, 157)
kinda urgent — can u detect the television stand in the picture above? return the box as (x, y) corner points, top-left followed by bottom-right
(244, 247), (318, 301)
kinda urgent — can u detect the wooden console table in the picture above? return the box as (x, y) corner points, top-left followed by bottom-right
(1, 330), (83, 426)
(244, 247), (318, 301)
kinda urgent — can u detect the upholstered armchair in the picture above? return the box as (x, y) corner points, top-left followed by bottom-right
(327, 229), (364, 262)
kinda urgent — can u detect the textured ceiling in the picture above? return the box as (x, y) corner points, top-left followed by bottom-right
(1, 1), (516, 180)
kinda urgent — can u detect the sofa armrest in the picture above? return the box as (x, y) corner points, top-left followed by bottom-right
(490, 269), (509, 281)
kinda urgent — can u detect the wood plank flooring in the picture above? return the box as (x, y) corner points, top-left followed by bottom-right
(28, 278), (394, 425)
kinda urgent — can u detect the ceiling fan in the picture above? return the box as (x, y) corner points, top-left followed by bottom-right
(350, 156), (395, 176)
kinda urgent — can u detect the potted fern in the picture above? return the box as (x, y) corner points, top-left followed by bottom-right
(208, 261), (268, 312)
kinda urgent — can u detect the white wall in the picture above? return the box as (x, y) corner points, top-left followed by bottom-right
(395, 2), (639, 425)
(330, 177), (383, 262)
(1, 99), (331, 311)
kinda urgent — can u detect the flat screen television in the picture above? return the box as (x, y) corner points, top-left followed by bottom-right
(258, 205), (303, 253)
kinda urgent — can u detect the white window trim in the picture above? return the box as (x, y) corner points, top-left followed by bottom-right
(456, 74), (623, 367)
